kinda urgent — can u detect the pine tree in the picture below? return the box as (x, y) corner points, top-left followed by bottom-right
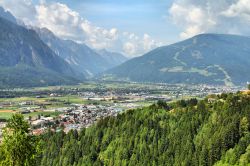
(0, 114), (40, 166)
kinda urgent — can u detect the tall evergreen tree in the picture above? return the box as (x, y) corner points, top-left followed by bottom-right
(0, 114), (40, 166)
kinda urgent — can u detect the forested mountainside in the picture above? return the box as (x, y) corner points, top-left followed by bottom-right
(0, 6), (129, 87)
(106, 34), (250, 86)
(36, 92), (250, 166)
(0, 17), (82, 88)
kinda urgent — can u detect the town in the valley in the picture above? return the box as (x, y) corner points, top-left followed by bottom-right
(0, 82), (245, 141)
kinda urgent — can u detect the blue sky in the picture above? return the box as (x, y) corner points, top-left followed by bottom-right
(1, 0), (250, 56)
(77, 0), (176, 42)
(34, 0), (179, 44)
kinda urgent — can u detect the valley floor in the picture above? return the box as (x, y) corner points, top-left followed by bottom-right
(0, 82), (243, 139)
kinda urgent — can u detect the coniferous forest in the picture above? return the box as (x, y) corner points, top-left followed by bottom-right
(1, 92), (250, 166)
(1, 2), (250, 166)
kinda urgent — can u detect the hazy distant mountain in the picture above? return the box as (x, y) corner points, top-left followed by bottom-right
(0, 17), (81, 88)
(35, 28), (127, 77)
(96, 49), (128, 67)
(105, 34), (250, 86)
(0, 6), (16, 24)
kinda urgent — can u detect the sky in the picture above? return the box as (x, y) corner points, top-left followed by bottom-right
(1, 0), (250, 57)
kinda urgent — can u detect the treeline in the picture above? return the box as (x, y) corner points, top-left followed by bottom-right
(37, 93), (249, 166)
(1, 93), (250, 165)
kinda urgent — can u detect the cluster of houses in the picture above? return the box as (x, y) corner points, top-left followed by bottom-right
(78, 84), (243, 104)
(0, 84), (244, 139)
(30, 104), (118, 135)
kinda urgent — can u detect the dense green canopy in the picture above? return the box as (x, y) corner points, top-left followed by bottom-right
(38, 93), (250, 166)
(0, 114), (40, 166)
(1, 93), (249, 166)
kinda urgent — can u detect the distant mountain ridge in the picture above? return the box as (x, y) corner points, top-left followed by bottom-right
(96, 49), (128, 68)
(35, 28), (128, 77)
(0, 6), (129, 87)
(2, 5), (249, 87)
(0, 6), (16, 24)
(0, 17), (81, 88)
(105, 33), (250, 86)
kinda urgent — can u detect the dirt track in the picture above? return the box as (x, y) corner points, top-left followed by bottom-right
(0, 110), (15, 113)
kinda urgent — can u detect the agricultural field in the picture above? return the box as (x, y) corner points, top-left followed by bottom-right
(0, 95), (85, 120)
(0, 110), (61, 120)
(0, 110), (15, 119)
(0, 81), (242, 120)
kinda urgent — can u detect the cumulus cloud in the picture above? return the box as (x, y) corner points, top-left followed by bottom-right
(143, 34), (157, 50)
(0, 0), (36, 25)
(169, 3), (215, 38)
(169, 0), (250, 38)
(0, 0), (161, 57)
(36, 2), (84, 41)
(222, 0), (250, 20)
(121, 33), (162, 56)
(35, 2), (124, 51)
(123, 42), (137, 55)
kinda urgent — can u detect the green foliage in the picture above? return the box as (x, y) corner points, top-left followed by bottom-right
(37, 93), (250, 166)
(175, 98), (198, 108)
(0, 114), (40, 166)
(1, 93), (248, 165)
(156, 100), (170, 110)
(248, 84), (250, 90)
(0, 65), (79, 88)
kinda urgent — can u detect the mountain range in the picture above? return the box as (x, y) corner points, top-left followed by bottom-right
(0, 6), (16, 24)
(105, 34), (250, 86)
(96, 49), (128, 68)
(0, 7), (128, 87)
(1, 6), (250, 87)
(34, 28), (127, 77)
(0, 17), (82, 88)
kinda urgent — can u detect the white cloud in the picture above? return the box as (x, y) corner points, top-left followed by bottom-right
(123, 42), (137, 55)
(0, 0), (36, 25)
(222, 0), (250, 20)
(0, 0), (161, 57)
(169, 0), (250, 38)
(121, 33), (162, 57)
(36, 2), (84, 41)
(143, 34), (160, 51)
(169, 2), (216, 38)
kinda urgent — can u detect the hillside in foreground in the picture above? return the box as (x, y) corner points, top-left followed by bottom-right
(37, 92), (250, 166)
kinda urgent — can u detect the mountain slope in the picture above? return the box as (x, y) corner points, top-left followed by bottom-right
(0, 17), (81, 88)
(105, 34), (250, 85)
(0, 6), (16, 24)
(96, 49), (128, 67)
(35, 28), (127, 77)
(38, 93), (250, 165)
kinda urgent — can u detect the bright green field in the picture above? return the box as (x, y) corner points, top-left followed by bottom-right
(23, 111), (61, 118)
(0, 112), (14, 119)
(0, 95), (83, 103)
(0, 111), (62, 120)
(0, 82), (174, 120)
